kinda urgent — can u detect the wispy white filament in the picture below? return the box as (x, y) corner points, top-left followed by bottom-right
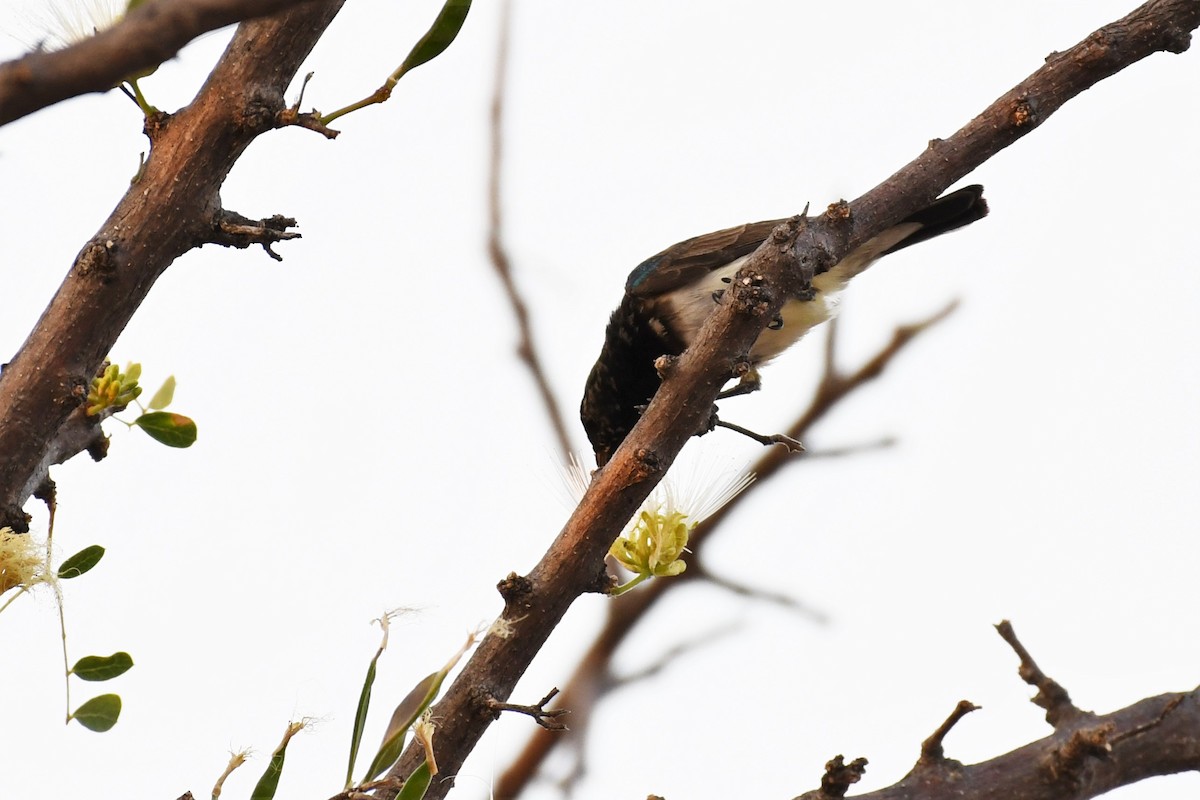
(558, 451), (753, 532)
(4, 0), (124, 51)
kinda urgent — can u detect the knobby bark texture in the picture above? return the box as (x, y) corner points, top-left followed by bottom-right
(0, 0), (1197, 799)
(0, 0), (323, 126)
(494, 303), (958, 798)
(383, 1), (1200, 798)
(0, 0), (347, 532)
(789, 623), (1200, 800)
(790, 692), (1200, 800)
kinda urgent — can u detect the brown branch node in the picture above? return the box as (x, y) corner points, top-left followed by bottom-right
(497, 572), (533, 605)
(279, 109), (340, 139)
(996, 619), (1082, 727)
(488, 688), (569, 731)
(795, 754), (868, 799)
(1044, 723), (1115, 789)
(276, 71), (340, 138)
(212, 212), (300, 261)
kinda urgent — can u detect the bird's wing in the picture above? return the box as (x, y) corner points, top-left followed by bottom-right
(625, 219), (784, 297)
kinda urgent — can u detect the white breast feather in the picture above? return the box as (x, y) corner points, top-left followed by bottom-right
(658, 222), (923, 363)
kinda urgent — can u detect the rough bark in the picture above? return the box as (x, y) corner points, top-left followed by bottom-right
(0, 0), (346, 531)
(384, 1), (1200, 797)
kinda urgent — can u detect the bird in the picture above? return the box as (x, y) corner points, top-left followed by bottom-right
(580, 185), (988, 467)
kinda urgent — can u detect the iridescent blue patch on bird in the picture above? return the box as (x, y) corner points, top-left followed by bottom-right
(625, 256), (663, 293)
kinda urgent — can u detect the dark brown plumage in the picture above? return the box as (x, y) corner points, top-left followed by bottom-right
(581, 186), (988, 466)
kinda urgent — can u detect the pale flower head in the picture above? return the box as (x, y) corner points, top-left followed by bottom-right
(0, 527), (48, 596)
(560, 452), (754, 595)
(2, 0), (127, 51)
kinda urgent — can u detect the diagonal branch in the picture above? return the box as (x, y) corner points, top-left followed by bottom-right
(0, 1), (346, 532)
(795, 690), (1200, 800)
(385, 3), (1200, 797)
(485, 0), (574, 455)
(494, 305), (949, 798)
(0, 0), (325, 126)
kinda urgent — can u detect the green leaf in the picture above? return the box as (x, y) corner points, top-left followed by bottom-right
(396, 761), (432, 800)
(134, 411), (197, 448)
(146, 375), (176, 410)
(395, 0), (472, 82)
(72, 652), (134, 682)
(361, 673), (439, 783)
(250, 752), (285, 800)
(346, 650), (383, 788)
(251, 723), (305, 800)
(58, 545), (105, 579)
(71, 694), (122, 732)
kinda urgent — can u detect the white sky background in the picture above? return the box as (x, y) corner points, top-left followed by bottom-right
(2, 1), (1199, 798)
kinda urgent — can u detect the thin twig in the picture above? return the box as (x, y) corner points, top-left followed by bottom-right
(690, 563), (829, 623)
(996, 619), (1082, 727)
(488, 688), (570, 731)
(919, 700), (980, 764)
(485, 0), (573, 455)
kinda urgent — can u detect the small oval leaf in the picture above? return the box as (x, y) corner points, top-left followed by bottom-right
(72, 652), (134, 681)
(59, 545), (105, 579)
(146, 375), (176, 410)
(134, 411), (197, 448)
(396, 0), (472, 80)
(71, 694), (122, 732)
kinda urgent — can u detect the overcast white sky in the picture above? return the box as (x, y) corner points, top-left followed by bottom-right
(2, 1), (1199, 799)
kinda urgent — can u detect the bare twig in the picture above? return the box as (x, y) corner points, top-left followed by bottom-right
(613, 621), (740, 687)
(918, 700), (981, 764)
(488, 688), (570, 731)
(0, 0), (323, 126)
(212, 211), (301, 261)
(713, 418), (805, 452)
(485, 0), (573, 455)
(690, 564), (829, 623)
(996, 619), (1082, 727)
(803, 436), (897, 461)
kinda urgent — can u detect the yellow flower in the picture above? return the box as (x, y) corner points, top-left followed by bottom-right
(561, 453), (753, 596)
(0, 527), (47, 596)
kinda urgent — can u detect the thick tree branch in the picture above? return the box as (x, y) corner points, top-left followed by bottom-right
(0, 0), (323, 126)
(0, 1), (345, 531)
(789, 624), (1200, 800)
(494, 306), (949, 798)
(792, 691), (1200, 800)
(384, 2), (1199, 797)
